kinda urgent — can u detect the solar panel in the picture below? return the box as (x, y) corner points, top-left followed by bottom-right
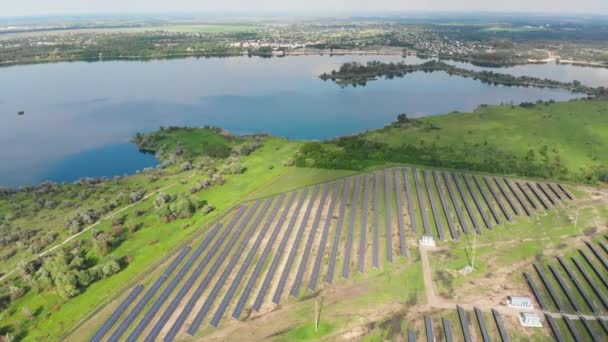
(308, 182), (341, 291)
(89, 284), (144, 342)
(343, 176), (362, 278)
(209, 196), (281, 328)
(326, 179), (351, 283)
(108, 246), (191, 342)
(163, 203), (260, 342)
(232, 193), (290, 320)
(424, 170), (445, 239)
(146, 207), (247, 342)
(394, 168), (408, 253)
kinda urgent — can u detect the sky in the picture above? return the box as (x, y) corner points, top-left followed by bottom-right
(2, 0), (608, 17)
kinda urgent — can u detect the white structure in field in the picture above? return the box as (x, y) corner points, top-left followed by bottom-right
(419, 235), (436, 247)
(519, 312), (542, 327)
(508, 296), (533, 309)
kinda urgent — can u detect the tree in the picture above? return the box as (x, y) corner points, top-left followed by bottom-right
(397, 113), (410, 123)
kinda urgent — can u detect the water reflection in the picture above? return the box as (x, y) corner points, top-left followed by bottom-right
(0, 55), (592, 187)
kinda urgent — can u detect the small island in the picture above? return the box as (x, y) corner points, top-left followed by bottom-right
(320, 60), (608, 98)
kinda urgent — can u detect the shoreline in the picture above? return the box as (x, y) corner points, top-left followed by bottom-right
(2, 48), (607, 69)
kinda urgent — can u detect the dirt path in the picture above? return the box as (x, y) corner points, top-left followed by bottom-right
(0, 171), (198, 283)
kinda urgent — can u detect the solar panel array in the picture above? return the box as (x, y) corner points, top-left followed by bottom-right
(412, 306), (510, 342)
(89, 167), (575, 340)
(526, 239), (608, 317)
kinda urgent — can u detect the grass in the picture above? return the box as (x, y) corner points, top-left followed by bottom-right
(0, 136), (361, 341)
(364, 100), (608, 183)
(284, 322), (334, 341)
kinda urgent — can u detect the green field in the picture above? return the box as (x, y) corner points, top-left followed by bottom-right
(298, 100), (608, 184)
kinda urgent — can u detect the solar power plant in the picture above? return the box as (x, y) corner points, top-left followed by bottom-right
(526, 181), (550, 210)
(580, 317), (602, 342)
(474, 307), (491, 342)
(164, 202), (259, 341)
(473, 175), (502, 225)
(144, 208), (246, 341)
(252, 190), (308, 309)
(359, 175), (371, 273)
(503, 178), (532, 216)
(272, 186), (319, 304)
(585, 241), (608, 271)
(394, 168), (408, 254)
(326, 178), (350, 283)
(434, 171), (458, 239)
(547, 183), (564, 200)
(308, 182), (340, 291)
(88, 167), (577, 340)
(414, 168), (432, 236)
(108, 246), (191, 342)
(423, 170), (445, 239)
(126, 223), (224, 341)
(442, 317), (454, 342)
(516, 181), (539, 210)
(384, 169), (394, 263)
(373, 173), (381, 268)
(408, 329), (416, 342)
(563, 315), (583, 341)
(493, 177), (521, 216)
(444, 172), (470, 234)
(232, 193), (291, 319)
(537, 183), (557, 206)
(89, 284), (144, 342)
(533, 263), (565, 311)
(579, 249), (608, 288)
(548, 264), (582, 312)
(457, 305), (473, 342)
(491, 309), (509, 342)
(545, 314), (565, 342)
(404, 168), (419, 234)
(452, 173), (482, 234)
(557, 256), (600, 313)
(524, 272), (548, 310)
(424, 315), (434, 342)
(210, 196), (283, 328)
(343, 176), (361, 278)
(188, 198), (275, 333)
(484, 179), (512, 222)
(571, 257), (608, 309)
(462, 174), (493, 230)
(291, 184), (329, 295)
(558, 184), (574, 200)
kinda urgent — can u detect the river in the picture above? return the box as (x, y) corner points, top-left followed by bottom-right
(1, 54), (603, 187)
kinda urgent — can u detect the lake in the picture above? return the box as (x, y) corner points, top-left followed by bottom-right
(1, 54), (603, 187)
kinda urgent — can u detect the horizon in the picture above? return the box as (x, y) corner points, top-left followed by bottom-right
(2, 0), (608, 19)
(2, 10), (608, 22)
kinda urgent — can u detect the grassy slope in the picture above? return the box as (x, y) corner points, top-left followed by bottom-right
(365, 100), (608, 181)
(0, 136), (357, 341)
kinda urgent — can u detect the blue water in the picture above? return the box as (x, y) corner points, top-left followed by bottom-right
(0, 54), (598, 187)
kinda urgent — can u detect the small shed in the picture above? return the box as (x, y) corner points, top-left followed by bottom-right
(508, 296), (533, 308)
(519, 312), (542, 327)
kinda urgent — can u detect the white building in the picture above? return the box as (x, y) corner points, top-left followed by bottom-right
(519, 312), (542, 327)
(419, 235), (436, 247)
(508, 296), (533, 309)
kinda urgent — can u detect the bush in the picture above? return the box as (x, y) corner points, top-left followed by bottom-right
(128, 189), (146, 203)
